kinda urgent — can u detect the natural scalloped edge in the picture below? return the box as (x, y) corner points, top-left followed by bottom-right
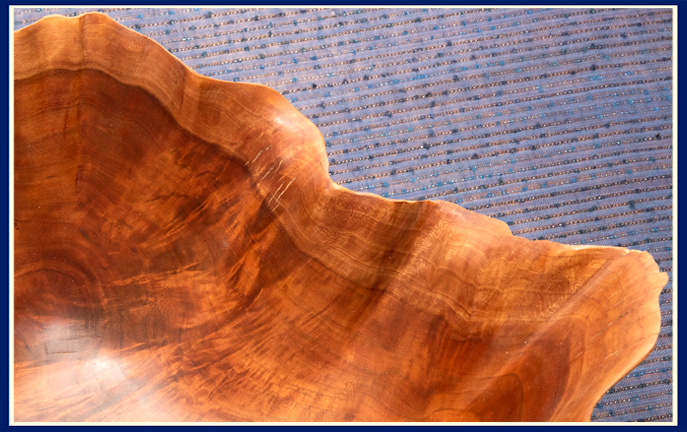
(13, 12), (669, 422)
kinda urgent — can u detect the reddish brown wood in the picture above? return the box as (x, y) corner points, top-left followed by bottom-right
(13, 13), (667, 422)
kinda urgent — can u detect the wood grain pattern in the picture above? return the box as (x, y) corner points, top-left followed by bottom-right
(13, 13), (668, 422)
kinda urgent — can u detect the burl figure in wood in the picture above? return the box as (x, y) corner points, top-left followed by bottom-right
(13, 13), (668, 422)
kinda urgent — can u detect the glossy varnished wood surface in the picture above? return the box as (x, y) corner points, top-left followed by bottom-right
(13, 13), (668, 422)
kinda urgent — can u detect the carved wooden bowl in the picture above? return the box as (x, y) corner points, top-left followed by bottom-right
(13, 13), (668, 422)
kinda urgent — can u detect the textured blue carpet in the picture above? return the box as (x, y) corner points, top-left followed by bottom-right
(13, 7), (674, 422)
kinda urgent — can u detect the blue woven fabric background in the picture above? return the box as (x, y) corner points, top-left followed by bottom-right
(13, 7), (674, 423)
